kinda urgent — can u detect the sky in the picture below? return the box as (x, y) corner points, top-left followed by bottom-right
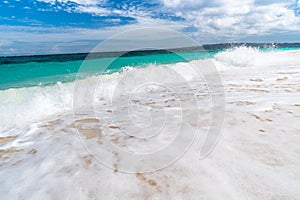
(0, 0), (299, 56)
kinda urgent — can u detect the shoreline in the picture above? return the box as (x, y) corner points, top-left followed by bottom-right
(1, 48), (300, 199)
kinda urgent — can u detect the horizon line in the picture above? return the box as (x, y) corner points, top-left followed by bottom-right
(1, 42), (300, 58)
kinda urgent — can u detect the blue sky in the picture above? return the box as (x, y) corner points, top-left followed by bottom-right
(0, 0), (299, 55)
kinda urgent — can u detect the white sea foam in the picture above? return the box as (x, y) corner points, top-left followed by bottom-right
(1, 47), (299, 133)
(214, 46), (300, 68)
(214, 46), (260, 67)
(0, 60), (205, 132)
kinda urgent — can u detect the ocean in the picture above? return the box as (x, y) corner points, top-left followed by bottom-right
(1, 43), (300, 132)
(1, 43), (300, 199)
(1, 43), (300, 90)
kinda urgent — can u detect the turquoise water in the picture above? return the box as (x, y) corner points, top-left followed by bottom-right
(0, 46), (299, 90)
(260, 47), (300, 52)
(0, 51), (214, 90)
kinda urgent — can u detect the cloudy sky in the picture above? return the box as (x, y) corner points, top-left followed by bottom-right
(0, 0), (299, 55)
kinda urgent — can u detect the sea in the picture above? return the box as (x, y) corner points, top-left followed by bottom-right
(0, 43), (300, 133)
(1, 42), (300, 198)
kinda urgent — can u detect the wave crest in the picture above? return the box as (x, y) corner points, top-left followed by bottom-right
(214, 46), (260, 67)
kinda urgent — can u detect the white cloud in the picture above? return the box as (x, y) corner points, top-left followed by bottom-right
(38, 0), (299, 43)
(36, 0), (153, 19)
(75, 5), (109, 16)
(0, 40), (12, 47)
(69, 0), (101, 5)
(37, 0), (103, 5)
(161, 0), (300, 42)
(0, 17), (184, 44)
(1, 0), (299, 55)
(0, 16), (186, 55)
